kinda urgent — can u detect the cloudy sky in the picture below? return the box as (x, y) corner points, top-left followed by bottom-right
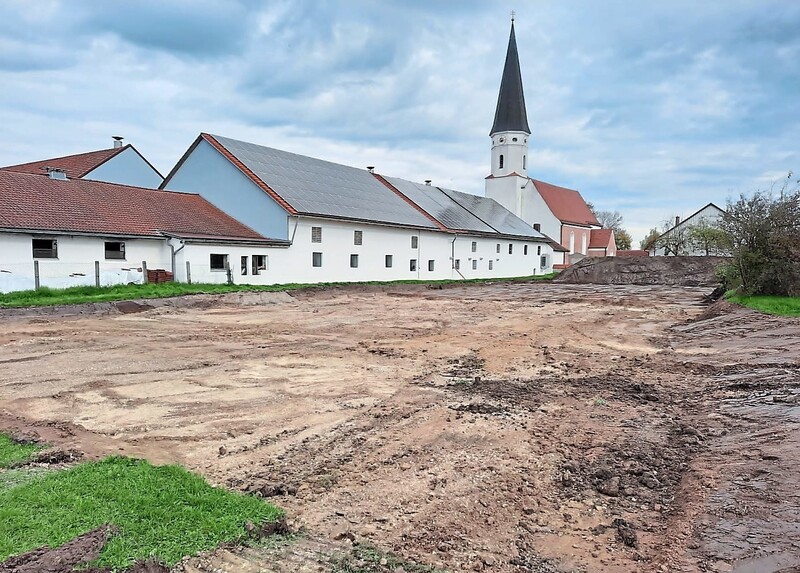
(1, 1), (798, 242)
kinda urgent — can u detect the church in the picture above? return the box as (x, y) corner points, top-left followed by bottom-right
(0, 19), (610, 293)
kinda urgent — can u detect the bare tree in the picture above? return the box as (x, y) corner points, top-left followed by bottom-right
(656, 217), (691, 255)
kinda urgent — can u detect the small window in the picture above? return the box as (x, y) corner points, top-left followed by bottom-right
(411, 236), (418, 249)
(410, 259), (417, 272)
(241, 256), (248, 275)
(350, 254), (359, 268)
(523, 155), (526, 169)
(32, 238), (57, 259)
(489, 260), (494, 270)
(533, 223), (541, 232)
(428, 260), (435, 272)
(472, 259), (478, 270)
(311, 226), (322, 243)
(252, 254), (267, 275)
(385, 254), (393, 268)
(540, 254), (548, 269)
(454, 259), (460, 270)
(496, 243), (501, 254)
(312, 252), (322, 267)
(471, 241), (477, 253)
(508, 244), (513, 254)
(104, 241), (125, 260)
(512, 137), (518, 142)
(524, 245), (528, 255)
(210, 253), (228, 271)
(537, 245), (542, 256)
(499, 154), (504, 169)
(354, 230), (363, 245)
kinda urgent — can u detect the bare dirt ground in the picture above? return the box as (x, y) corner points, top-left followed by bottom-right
(1, 283), (798, 573)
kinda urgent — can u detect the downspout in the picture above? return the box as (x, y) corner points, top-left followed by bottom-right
(169, 238), (185, 276)
(451, 236), (466, 280)
(289, 215), (301, 244)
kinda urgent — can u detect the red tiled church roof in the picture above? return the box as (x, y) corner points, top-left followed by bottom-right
(532, 180), (599, 227)
(1, 147), (127, 179)
(617, 249), (649, 257)
(0, 170), (269, 241)
(588, 228), (613, 249)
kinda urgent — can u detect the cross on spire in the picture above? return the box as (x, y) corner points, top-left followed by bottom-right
(511, 10), (515, 22)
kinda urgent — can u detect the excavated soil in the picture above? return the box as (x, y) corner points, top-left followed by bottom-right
(555, 256), (730, 286)
(1, 283), (799, 572)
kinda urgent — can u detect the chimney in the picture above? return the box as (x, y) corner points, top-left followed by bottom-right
(112, 136), (124, 149)
(45, 167), (67, 180)
(425, 180), (432, 186)
(675, 216), (681, 227)
(366, 166), (375, 173)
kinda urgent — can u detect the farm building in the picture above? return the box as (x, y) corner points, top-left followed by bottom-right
(651, 203), (725, 256)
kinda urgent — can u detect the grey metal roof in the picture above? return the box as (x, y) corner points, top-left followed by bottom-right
(211, 135), (437, 229)
(490, 22), (530, 136)
(384, 177), (496, 234)
(439, 187), (545, 239)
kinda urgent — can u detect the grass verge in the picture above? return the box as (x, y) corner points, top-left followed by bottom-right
(727, 294), (800, 317)
(0, 456), (283, 569)
(0, 274), (556, 309)
(0, 434), (43, 468)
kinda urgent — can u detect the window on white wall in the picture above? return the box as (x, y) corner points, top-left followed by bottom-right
(32, 238), (57, 259)
(411, 236), (418, 249)
(523, 155), (526, 169)
(471, 241), (477, 252)
(488, 260), (494, 270)
(524, 245), (528, 255)
(499, 154), (504, 169)
(312, 252), (322, 267)
(540, 255), (548, 269)
(410, 259), (417, 271)
(210, 254), (228, 271)
(454, 259), (460, 270)
(354, 230), (363, 245)
(311, 226), (322, 243)
(508, 244), (513, 254)
(472, 259), (478, 270)
(252, 255), (267, 275)
(385, 255), (393, 268)
(428, 260), (435, 271)
(241, 256), (248, 275)
(104, 241), (125, 260)
(496, 243), (501, 253)
(537, 245), (542, 256)
(350, 254), (359, 268)
(533, 223), (541, 232)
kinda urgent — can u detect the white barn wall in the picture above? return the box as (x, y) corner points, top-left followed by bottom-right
(83, 147), (163, 188)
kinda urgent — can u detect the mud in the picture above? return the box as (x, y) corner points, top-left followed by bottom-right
(0, 282), (798, 572)
(555, 255), (730, 286)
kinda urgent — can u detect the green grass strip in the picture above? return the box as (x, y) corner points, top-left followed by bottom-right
(0, 434), (43, 468)
(727, 294), (800, 317)
(0, 456), (283, 569)
(0, 274), (556, 309)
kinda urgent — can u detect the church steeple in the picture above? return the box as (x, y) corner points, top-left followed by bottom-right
(490, 20), (530, 136)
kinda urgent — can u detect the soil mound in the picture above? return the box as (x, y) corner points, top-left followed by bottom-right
(554, 256), (729, 286)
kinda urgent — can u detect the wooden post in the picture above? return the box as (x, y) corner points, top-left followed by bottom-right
(185, 261), (192, 285)
(95, 261), (100, 287)
(142, 261), (148, 284)
(34, 260), (40, 290)
(226, 263), (233, 285)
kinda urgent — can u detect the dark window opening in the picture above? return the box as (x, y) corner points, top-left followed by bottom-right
(471, 241), (477, 252)
(241, 256), (248, 275)
(354, 230), (363, 245)
(411, 235), (418, 249)
(454, 259), (460, 270)
(508, 244), (513, 254)
(428, 260), (435, 272)
(385, 254), (393, 268)
(210, 253), (228, 271)
(533, 223), (541, 232)
(410, 259), (417, 272)
(311, 226), (322, 243)
(32, 238), (57, 259)
(350, 254), (359, 268)
(312, 252), (322, 267)
(496, 243), (501, 253)
(499, 154), (504, 169)
(537, 245), (542, 255)
(489, 260), (494, 270)
(524, 245), (529, 255)
(104, 241), (125, 260)
(472, 260), (478, 270)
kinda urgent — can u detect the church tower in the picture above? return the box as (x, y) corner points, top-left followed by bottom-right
(485, 18), (531, 217)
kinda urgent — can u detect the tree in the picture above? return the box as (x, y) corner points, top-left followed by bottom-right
(718, 178), (800, 295)
(686, 219), (730, 255)
(640, 228), (660, 251)
(615, 229), (632, 250)
(656, 217), (691, 255)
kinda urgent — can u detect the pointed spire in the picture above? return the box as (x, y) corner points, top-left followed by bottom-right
(490, 19), (530, 136)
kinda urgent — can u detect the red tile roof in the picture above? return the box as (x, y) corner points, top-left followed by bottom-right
(532, 180), (599, 227)
(617, 250), (650, 257)
(1, 147), (127, 179)
(588, 228), (614, 249)
(0, 170), (270, 241)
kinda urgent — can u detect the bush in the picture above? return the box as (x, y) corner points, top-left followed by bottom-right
(718, 182), (800, 296)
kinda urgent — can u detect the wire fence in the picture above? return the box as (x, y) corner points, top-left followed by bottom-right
(0, 261), (146, 293)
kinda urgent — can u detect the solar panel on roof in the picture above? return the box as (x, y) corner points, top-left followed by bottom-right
(439, 187), (545, 239)
(212, 135), (436, 229)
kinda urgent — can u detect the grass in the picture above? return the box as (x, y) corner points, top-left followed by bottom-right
(0, 273), (556, 309)
(0, 434), (43, 468)
(727, 294), (800, 317)
(0, 456), (283, 570)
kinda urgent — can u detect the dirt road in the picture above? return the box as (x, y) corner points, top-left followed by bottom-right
(1, 283), (798, 572)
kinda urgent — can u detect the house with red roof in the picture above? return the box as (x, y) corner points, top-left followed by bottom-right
(484, 21), (615, 267)
(1, 137), (163, 188)
(0, 169), (287, 292)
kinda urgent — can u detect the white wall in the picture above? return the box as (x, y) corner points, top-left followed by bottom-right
(520, 184), (562, 245)
(653, 204), (725, 256)
(84, 147), (163, 188)
(0, 232), (169, 292)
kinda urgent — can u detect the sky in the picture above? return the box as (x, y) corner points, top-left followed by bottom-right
(1, 1), (798, 243)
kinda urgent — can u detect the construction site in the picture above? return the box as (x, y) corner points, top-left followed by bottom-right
(1, 256), (798, 573)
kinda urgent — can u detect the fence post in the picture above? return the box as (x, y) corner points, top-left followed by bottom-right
(34, 260), (40, 290)
(142, 261), (148, 284)
(185, 261), (192, 284)
(95, 261), (100, 287)
(226, 263), (233, 285)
